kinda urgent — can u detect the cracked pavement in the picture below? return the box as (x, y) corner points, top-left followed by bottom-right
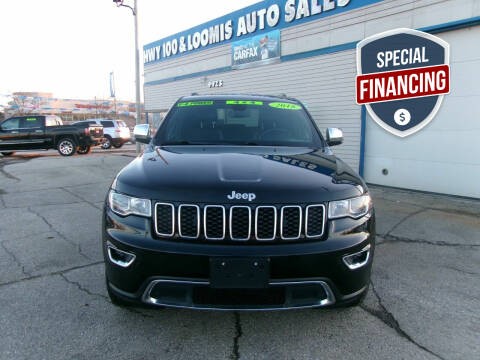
(1, 150), (479, 359)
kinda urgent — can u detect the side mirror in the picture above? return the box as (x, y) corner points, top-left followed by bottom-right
(326, 128), (343, 146)
(133, 124), (151, 144)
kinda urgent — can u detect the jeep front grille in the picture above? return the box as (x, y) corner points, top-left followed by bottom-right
(154, 203), (325, 242)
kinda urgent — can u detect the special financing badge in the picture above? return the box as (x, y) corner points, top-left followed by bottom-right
(356, 28), (450, 137)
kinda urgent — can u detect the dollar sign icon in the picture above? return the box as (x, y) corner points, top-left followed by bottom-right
(394, 109), (411, 126)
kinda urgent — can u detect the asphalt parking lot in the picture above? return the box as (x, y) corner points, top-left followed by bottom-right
(0, 147), (479, 360)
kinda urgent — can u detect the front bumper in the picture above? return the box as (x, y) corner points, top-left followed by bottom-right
(103, 208), (375, 310)
(84, 137), (105, 146)
(111, 137), (131, 146)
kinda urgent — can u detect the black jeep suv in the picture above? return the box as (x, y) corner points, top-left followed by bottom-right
(103, 94), (375, 310)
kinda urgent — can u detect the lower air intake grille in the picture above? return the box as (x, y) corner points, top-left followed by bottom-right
(193, 287), (285, 306)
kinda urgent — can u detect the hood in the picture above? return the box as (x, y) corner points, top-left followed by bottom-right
(113, 146), (366, 203)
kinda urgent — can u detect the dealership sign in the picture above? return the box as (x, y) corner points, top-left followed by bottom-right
(143, 0), (383, 64)
(356, 28), (450, 137)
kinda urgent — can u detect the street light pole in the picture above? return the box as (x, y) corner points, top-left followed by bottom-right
(114, 0), (142, 153)
(133, 0), (141, 153)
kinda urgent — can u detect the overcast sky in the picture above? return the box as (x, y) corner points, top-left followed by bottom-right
(0, 0), (259, 103)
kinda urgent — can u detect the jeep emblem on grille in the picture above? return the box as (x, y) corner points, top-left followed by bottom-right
(227, 190), (256, 201)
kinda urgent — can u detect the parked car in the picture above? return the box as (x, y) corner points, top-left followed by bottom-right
(73, 119), (131, 149)
(0, 115), (104, 156)
(103, 94), (375, 310)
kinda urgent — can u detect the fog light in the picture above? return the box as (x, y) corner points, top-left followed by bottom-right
(107, 242), (136, 268)
(343, 245), (370, 270)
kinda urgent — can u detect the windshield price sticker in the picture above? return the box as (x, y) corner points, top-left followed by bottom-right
(226, 100), (263, 106)
(356, 28), (450, 137)
(177, 101), (214, 107)
(269, 102), (301, 110)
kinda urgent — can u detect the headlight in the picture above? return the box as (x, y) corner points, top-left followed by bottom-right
(328, 194), (372, 219)
(108, 190), (151, 217)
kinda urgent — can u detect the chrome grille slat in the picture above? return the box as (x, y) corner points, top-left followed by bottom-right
(255, 206), (277, 241)
(305, 204), (326, 239)
(154, 203), (175, 237)
(204, 205), (225, 240)
(281, 206), (302, 240)
(178, 204), (200, 239)
(229, 206), (251, 241)
(154, 203), (326, 242)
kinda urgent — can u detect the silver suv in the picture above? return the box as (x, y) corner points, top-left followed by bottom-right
(74, 119), (131, 149)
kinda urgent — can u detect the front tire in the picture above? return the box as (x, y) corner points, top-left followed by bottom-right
(77, 145), (92, 155)
(112, 142), (123, 149)
(57, 138), (77, 156)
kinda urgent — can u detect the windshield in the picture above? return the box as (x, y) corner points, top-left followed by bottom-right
(154, 99), (323, 147)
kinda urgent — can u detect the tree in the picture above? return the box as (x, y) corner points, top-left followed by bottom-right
(5, 94), (39, 117)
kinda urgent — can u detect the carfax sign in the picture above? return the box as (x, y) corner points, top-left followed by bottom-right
(232, 30), (280, 69)
(356, 28), (450, 137)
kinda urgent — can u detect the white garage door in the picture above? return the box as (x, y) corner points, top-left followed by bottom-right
(364, 26), (480, 199)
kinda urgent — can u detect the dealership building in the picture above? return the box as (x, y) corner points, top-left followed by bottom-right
(143, 0), (480, 198)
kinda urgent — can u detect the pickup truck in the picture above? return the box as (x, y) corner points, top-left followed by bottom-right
(0, 115), (104, 156)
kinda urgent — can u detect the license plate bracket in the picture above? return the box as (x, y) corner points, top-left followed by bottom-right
(210, 257), (270, 289)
